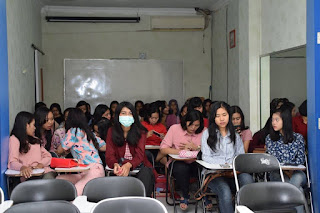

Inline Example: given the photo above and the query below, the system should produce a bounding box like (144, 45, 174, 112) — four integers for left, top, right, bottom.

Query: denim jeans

(270, 170, 307, 213)
(207, 173, 254, 213)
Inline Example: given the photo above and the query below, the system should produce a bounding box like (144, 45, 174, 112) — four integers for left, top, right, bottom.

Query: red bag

(50, 158, 87, 168)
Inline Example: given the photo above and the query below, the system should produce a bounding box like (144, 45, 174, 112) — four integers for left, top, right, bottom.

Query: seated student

(230, 106, 252, 153)
(34, 107, 56, 152)
(154, 100, 170, 129)
(56, 108, 106, 195)
(93, 118, 112, 168)
(202, 102, 253, 213)
(187, 97, 209, 127)
(8, 111, 56, 180)
(110, 100, 119, 120)
(141, 106, 167, 166)
(178, 104, 188, 123)
(266, 105, 306, 213)
(105, 102, 155, 197)
(248, 118, 270, 153)
(76, 100, 92, 125)
(160, 110, 207, 210)
(135, 100, 144, 119)
(52, 108, 72, 156)
(292, 100, 307, 141)
(92, 104, 111, 124)
(166, 99, 179, 129)
(34, 102, 46, 112)
(202, 99, 212, 118)
(50, 103, 64, 125)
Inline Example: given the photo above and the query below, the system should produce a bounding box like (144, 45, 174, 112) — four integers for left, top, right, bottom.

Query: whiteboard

(64, 59, 184, 111)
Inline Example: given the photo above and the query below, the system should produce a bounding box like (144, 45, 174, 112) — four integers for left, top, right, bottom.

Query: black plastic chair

(233, 153, 285, 191)
(5, 200, 80, 213)
(237, 182, 310, 213)
(83, 176, 146, 203)
(90, 197, 167, 213)
(10, 179, 77, 204)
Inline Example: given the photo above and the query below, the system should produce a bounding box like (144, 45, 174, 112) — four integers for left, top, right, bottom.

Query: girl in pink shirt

(160, 110, 206, 210)
(230, 106, 253, 153)
(8, 112, 56, 180)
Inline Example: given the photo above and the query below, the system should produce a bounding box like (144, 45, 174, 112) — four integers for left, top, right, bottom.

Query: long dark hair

(93, 118, 112, 141)
(112, 101, 147, 147)
(269, 105, 294, 144)
(230, 105, 249, 131)
(168, 99, 179, 116)
(93, 104, 110, 123)
(207, 101, 236, 152)
(11, 112, 40, 153)
(34, 107, 54, 151)
(143, 105, 161, 124)
(180, 110, 204, 134)
(65, 108, 99, 149)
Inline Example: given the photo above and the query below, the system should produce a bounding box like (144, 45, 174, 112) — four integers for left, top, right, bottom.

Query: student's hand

(113, 163, 122, 176)
(20, 166, 33, 179)
(178, 142, 187, 150)
(34, 163, 44, 169)
(147, 130, 153, 138)
(159, 133, 165, 140)
(184, 142, 197, 151)
(119, 163, 132, 177)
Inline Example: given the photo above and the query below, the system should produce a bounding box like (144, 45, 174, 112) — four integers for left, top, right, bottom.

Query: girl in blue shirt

(201, 101, 253, 213)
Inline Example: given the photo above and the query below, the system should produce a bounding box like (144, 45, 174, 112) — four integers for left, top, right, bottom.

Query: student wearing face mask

(105, 102, 155, 197)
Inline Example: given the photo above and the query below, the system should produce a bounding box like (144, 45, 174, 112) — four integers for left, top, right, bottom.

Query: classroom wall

(270, 58, 307, 108)
(7, 0, 42, 128)
(261, 0, 306, 55)
(41, 11, 212, 108)
(211, 0, 306, 132)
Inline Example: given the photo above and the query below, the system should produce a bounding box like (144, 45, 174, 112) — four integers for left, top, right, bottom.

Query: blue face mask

(119, 116, 135, 127)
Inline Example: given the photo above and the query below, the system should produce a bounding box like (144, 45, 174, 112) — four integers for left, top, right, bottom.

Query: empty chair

(233, 153, 285, 191)
(237, 182, 309, 213)
(90, 197, 167, 213)
(5, 200, 80, 213)
(10, 179, 77, 204)
(83, 176, 145, 202)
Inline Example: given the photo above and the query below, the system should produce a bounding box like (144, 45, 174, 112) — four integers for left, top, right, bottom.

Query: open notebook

(5, 168, 44, 176)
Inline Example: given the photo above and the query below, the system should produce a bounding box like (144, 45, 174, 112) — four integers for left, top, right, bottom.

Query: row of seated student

(8, 97, 307, 213)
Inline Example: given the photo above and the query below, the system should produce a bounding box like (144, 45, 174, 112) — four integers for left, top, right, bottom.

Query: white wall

(261, 0, 306, 55)
(41, 12, 212, 108)
(7, 0, 42, 128)
(270, 58, 307, 108)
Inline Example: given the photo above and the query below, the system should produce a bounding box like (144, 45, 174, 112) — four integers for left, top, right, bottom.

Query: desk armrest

(236, 205, 254, 213)
(0, 200, 13, 212)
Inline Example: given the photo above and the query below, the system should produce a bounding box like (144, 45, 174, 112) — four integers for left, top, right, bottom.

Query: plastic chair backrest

(5, 200, 80, 213)
(237, 182, 309, 213)
(233, 153, 284, 191)
(10, 179, 77, 204)
(90, 197, 168, 213)
(83, 176, 146, 203)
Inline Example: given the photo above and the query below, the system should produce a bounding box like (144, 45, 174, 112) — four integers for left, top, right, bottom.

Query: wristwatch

(197, 145, 201, 151)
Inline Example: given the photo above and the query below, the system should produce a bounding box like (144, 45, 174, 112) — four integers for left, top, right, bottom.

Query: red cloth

(105, 128, 152, 170)
(292, 115, 307, 140)
(204, 118, 209, 128)
(141, 121, 167, 146)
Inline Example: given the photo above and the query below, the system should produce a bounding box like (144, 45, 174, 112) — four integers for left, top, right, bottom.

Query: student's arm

(95, 135, 106, 152)
(201, 130, 218, 164)
(160, 126, 180, 155)
(291, 133, 306, 165)
(39, 146, 52, 167)
(8, 136, 24, 171)
(57, 128, 76, 155)
(235, 134, 245, 155)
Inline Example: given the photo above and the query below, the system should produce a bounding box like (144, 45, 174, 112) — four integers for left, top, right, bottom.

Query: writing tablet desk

(5, 169, 45, 197)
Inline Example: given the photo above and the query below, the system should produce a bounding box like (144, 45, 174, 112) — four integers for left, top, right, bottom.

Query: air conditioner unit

(151, 16, 205, 31)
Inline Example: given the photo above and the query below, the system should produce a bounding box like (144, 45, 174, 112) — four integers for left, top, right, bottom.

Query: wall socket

(139, 52, 146, 59)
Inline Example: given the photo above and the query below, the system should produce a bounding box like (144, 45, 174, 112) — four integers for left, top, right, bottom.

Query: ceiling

(40, 0, 228, 11)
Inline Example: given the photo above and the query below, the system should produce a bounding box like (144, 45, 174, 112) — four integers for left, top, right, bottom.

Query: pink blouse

(8, 135, 53, 173)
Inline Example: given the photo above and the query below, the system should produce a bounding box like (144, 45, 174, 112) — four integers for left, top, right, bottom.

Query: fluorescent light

(45, 16, 140, 23)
